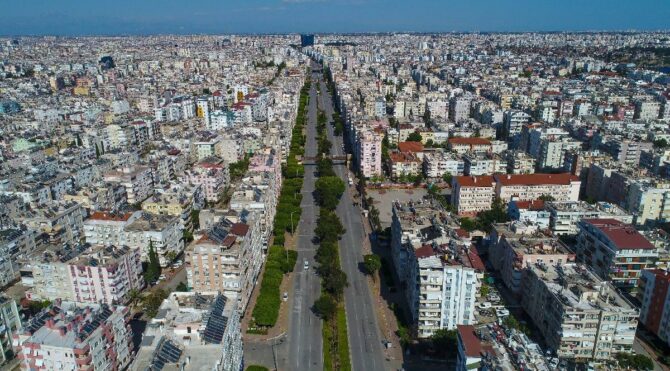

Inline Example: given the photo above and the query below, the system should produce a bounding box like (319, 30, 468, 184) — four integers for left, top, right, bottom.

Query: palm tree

(127, 288, 141, 308)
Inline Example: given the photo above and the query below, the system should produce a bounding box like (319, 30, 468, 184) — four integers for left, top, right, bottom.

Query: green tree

(442, 173, 453, 184)
(127, 289, 142, 307)
(176, 282, 188, 292)
(323, 268, 349, 297)
(431, 329, 458, 358)
(363, 254, 382, 279)
(406, 132, 423, 143)
(538, 194, 555, 201)
(315, 176, 346, 210)
(459, 217, 478, 232)
(654, 139, 669, 149)
(314, 294, 337, 320)
(144, 241, 161, 283)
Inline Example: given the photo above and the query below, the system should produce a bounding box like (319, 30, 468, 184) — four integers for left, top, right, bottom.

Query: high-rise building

(576, 219, 658, 287)
(521, 263, 638, 362)
(300, 34, 315, 48)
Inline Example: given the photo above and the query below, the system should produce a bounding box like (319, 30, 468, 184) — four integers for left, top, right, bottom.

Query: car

(283, 292, 288, 301)
(478, 302, 492, 309)
(304, 260, 309, 270)
(496, 308, 510, 318)
(158, 274, 167, 281)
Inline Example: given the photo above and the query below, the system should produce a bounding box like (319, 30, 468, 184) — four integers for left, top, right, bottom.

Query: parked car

(158, 274, 167, 281)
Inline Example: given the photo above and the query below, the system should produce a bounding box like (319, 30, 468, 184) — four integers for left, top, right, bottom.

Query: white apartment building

(546, 201, 633, 235)
(408, 246, 479, 338)
(494, 173, 581, 203)
(452, 176, 496, 217)
(522, 263, 638, 362)
(0, 296, 21, 365)
(423, 151, 464, 178)
(27, 245, 144, 305)
(84, 211, 183, 267)
(103, 166, 154, 205)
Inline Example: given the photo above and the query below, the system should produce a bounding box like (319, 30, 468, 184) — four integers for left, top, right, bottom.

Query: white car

(158, 274, 167, 281)
(478, 302, 492, 309)
(304, 260, 309, 270)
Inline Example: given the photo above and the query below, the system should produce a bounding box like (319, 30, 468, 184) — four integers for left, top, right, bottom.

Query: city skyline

(1, 0, 669, 36)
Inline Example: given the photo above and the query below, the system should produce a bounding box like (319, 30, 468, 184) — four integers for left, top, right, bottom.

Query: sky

(0, 0, 669, 36)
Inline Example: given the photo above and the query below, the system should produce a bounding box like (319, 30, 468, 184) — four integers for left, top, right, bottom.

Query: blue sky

(1, 0, 669, 35)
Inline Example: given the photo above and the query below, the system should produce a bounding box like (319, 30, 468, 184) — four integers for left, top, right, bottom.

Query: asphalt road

(285, 70, 323, 371)
(316, 66, 388, 371)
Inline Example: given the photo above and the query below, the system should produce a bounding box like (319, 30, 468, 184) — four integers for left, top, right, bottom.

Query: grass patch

(336, 305, 351, 371)
(323, 314, 334, 371)
(246, 366, 269, 371)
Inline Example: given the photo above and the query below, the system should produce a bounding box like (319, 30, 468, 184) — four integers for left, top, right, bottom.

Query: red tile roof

(389, 152, 421, 163)
(454, 175, 495, 188)
(513, 199, 545, 210)
(398, 141, 424, 153)
(494, 173, 579, 186)
(467, 246, 486, 271)
(448, 137, 491, 145)
(230, 223, 249, 237)
(415, 245, 436, 259)
(89, 211, 133, 222)
(457, 325, 483, 358)
(583, 219, 655, 250)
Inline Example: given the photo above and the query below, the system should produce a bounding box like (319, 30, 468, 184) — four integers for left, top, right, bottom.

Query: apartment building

(423, 151, 464, 178)
(463, 153, 506, 176)
(576, 219, 658, 287)
(131, 292, 242, 371)
(15, 301, 133, 371)
(84, 211, 183, 267)
(389, 152, 422, 179)
(626, 179, 670, 226)
(181, 160, 230, 203)
(448, 137, 492, 155)
(355, 128, 383, 178)
(0, 296, 21, 365)
(451, 176, 496, 217)
(546, 201, 633, 236)
(391, 202, 482, 338)
(142, 184, 205, 231)
(507, 200, 550, 229)
(521, 263, 638, 362)
(639, 269, 670, 347)
(409, 245, 480, 338)
(103, 166, 154, 205)
(504, 151, 536, 174)
(456, 325, 483, 371)
(186, 216, 264, 310)
(27, 244, 144, 305)
(494, 173, 581, 203)
(490, 223, 573, 295)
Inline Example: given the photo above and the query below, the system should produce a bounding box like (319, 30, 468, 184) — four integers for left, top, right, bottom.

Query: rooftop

(581, 218, 655, 250)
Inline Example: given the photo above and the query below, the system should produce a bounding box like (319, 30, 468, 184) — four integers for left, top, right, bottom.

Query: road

(316, 63, 389, 371)
(285, 68, 323, 371)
